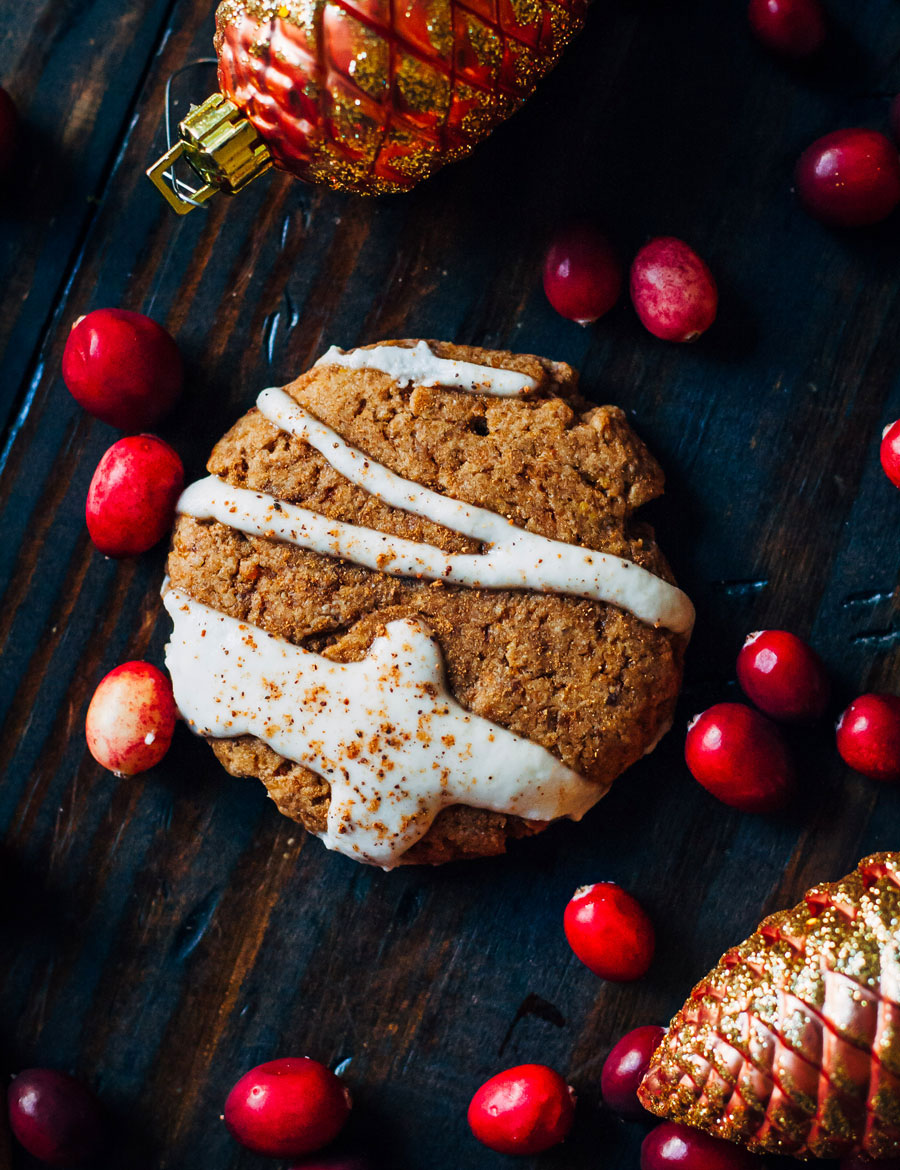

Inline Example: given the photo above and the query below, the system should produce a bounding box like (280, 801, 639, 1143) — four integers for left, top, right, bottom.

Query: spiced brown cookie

(163, 340, 693, 867)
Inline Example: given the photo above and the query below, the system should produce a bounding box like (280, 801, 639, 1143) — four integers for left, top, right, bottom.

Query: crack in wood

(849, 625, 900, 646)
(713, 578, 769, 597)
(842, 588, 896, 607)
(498, 993, 566, 1057)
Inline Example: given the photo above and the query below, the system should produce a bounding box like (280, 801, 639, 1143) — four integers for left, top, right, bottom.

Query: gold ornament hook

(146, 93, 272, 215)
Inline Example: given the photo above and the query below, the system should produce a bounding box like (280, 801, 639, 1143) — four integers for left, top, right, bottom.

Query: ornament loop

(146, 140, 220, 214)
(146, 93, 273, 214)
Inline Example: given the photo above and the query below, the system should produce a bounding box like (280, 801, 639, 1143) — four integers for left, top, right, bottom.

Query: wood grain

(0, 0, 898, 1166)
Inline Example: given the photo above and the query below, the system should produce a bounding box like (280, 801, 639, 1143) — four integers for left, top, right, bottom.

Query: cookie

(163, 340, 693, 867)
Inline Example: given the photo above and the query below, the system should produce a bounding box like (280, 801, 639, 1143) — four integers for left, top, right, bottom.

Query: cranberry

(86, 435, 184, 558)
(881, 419, 900, 488)
(630, 237, 718, 342)
(85, 661, 177, 776)
(891, 95, 900, 147)
(836, 693, 900, 783)
(641, 1122, 758, 1170)
(8, 1068, 107, 1167)
(62, 308, 183, 430)
(564, 882, 655, 981)
(601, 1025, 666, 1119)
(543, 225, 623, 324)
(0, 86, 17, 172)
(685, 703, 794, 813)
(795, 129, 900, 227)
(736, 630, 830, 722)
(224, 1058, 351, 1158)
(747, 0, 826, 58)
(467, 1064, 575, 1155)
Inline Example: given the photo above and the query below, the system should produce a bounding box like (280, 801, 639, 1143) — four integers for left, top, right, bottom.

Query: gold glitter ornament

(147, 0, 588, 211)
(639, 853, 900, 1160)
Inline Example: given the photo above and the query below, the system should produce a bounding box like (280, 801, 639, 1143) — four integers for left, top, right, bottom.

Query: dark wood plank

(0, 0, 899, 1166)
(0, 0, 183, 438)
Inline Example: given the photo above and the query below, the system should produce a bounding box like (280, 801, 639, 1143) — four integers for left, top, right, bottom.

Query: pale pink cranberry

(641, 1122, 758, 1170)
(795, 129, 900, 226)
(881, 419, 900, 487)
(8, 1069, 107, 1167)
(543, 225, 623, 324)
(685, 703, 794, 813)
(601, 1025, 665, 1118)
(630, 238, 718, 342)
(747, 0, 826, 58)
(836, 694, 900, 782)
(86, 435, 184, 558)
(0, 86, 17, 172)
(224, 1058, 351, 1159)
(468, 1064, 575, 1155)
(564, 882, 655, 981)
(62, 308, 183, 429)
(85, 662, 177, 776)
(736, 630, 830, 722)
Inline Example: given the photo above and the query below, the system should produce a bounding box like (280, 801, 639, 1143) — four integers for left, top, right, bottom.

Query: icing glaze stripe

(179, 472, 694, 634)
(232, 387, 695, 634)
(314, 340, 538, 397)
(163, 588, 602, 867)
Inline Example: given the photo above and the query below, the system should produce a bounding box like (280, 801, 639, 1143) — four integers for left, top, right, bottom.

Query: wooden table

(1, 1, 898, 1166)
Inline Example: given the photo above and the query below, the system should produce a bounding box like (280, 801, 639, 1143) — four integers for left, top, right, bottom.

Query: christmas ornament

(639, 853, 900, 1160)
(147, 0, 588, 212)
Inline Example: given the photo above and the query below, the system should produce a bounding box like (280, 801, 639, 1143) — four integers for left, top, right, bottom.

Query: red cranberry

(8, 1068, 107, 1167)
(85, 662, 177, 776)
(543, 225, 623, 324)
(685, 703, 794, 813)
(747, 0, 826, 58)
(86, 435, 184, 558)
(467, 1064, 575, 1155)
(891, 96, 900, 147)
(601, 1025, 666, 1119)
(62, 308, 183, 430)
(795, 129, 900, 227)
(881, 419, 900, 488)
(641, 1122, 758, 1170)
(224, 1058, 351, 1158)
(630, 238, 718, 342)
(736, 630, 830, 722)
(564, 882, 655, 981)
(0, 86, 17, 172)
(836, 693, 900, 783)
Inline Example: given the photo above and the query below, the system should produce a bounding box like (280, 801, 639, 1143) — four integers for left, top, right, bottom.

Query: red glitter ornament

(148, 0, 588, 210)
(639, 853, 900, 1160)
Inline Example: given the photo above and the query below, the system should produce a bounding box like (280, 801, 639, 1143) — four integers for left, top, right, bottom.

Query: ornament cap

(146, 93, 272, 215)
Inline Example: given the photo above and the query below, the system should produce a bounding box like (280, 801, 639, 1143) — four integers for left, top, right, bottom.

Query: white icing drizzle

(314, 340, 539, 397)
(209, 387, 694, 634)
(163, 588, 602, 867)
(180, 469, 693, 634)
